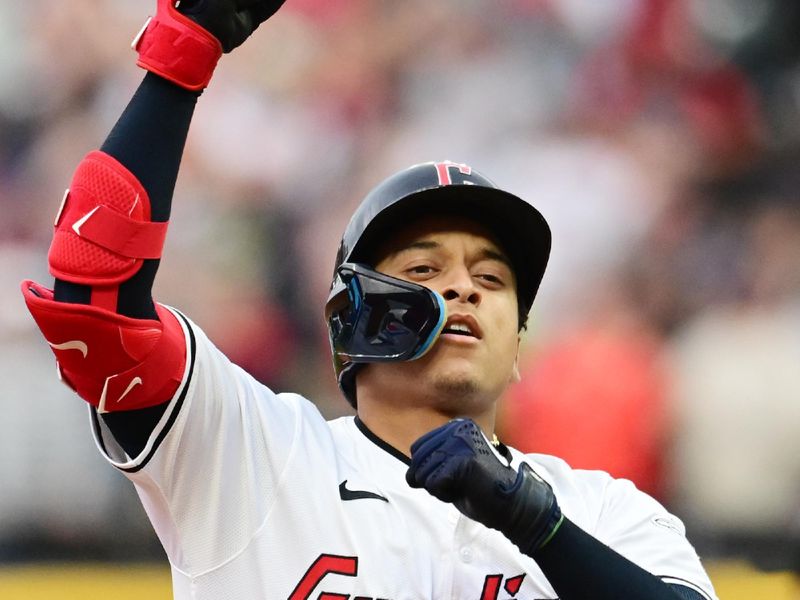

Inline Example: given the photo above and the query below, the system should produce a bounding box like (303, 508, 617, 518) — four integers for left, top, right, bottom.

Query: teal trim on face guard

(409, 289, 446, 359)
(348, 271, 363, 312)
(328, 263, 447, 363)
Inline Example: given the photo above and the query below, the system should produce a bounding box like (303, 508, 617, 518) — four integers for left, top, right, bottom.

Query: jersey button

(459, 546, 473, 563)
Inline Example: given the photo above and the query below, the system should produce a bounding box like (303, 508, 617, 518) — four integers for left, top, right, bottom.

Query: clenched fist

(406, 419, 563, 555)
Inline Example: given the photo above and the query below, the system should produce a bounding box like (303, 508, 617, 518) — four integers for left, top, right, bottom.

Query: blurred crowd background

(1, 0, 799, 580)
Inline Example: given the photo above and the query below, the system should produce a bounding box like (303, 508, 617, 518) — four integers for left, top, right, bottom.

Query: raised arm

(21, 0, 285, 454)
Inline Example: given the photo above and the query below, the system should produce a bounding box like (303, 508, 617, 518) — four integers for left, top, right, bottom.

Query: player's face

(360, 215, 521, 415)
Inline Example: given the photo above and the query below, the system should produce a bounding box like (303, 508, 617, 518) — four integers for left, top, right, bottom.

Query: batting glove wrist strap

(501, 463, 563, 554)
(133, 0, 223, 91)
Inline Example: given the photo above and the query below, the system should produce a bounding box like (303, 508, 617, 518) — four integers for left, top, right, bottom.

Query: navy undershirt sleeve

(533, 517, 708, 600)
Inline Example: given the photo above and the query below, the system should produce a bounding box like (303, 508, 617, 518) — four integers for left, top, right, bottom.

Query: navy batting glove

(178, 0, 286, 53)
(406, 419, 564, 555)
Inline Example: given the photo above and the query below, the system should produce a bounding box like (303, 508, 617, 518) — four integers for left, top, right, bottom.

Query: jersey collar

(354, 415, 412, 466)
(353, 415, 513, 466)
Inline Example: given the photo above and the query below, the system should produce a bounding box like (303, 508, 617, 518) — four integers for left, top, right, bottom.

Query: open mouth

(440, 316, 482, 339)
(442, 323, 475, 337)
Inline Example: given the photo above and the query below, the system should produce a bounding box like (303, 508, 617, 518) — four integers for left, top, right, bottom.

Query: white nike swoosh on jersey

(48, 339, 88, 358)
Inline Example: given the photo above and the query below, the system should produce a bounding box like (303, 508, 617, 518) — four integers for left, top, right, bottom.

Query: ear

(511, 336, 522, 383)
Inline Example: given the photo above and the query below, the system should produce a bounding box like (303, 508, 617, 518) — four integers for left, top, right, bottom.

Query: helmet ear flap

(337, 362, 361, 409)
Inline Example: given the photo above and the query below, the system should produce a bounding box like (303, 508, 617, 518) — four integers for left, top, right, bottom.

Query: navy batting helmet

(325, 161, 551, 407)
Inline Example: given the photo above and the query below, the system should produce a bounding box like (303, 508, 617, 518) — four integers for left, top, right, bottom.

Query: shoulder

(513, 449, 616, 500)
(512, 449, 716, 599)
(513, 448, 653, 500)
(510, 449, 678, 535)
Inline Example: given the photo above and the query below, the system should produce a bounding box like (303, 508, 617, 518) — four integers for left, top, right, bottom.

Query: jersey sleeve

(90, 307, 325, 576)
(592, 476, 718, 600)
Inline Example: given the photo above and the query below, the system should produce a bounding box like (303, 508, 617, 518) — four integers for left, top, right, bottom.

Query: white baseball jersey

(91, 309, 718, 600)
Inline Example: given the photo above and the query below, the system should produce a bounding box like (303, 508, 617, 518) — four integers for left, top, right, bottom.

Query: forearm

(532, 518, 703, 600)
(406, 421, 710, 599)
(46, 74, 199, 454)
(47, 73, 199, 456)
(102, 73, 198, 220)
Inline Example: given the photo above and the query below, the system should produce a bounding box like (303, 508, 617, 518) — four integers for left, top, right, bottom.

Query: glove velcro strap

(504, 463, 563, 555)
(133, 0, 223, 91)
(22, 281, 186, 413)
(48, 150, 167, 286)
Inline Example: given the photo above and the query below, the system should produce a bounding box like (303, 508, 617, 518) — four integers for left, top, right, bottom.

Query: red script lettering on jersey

(480, 573, 526, 599)
(290, 554, 537, 599)
(288, 554, 358, 600)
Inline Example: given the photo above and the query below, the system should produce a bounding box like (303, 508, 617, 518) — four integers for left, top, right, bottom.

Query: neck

(355, 398, 497, 458)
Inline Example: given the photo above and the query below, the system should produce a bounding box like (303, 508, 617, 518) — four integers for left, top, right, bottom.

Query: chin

(430, 357, 514, 405)
(432, 375, 480, 399)
(428, 372, 494, 414)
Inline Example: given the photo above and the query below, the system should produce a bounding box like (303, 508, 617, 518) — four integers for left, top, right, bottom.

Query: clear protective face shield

(326, 263, 447, 371)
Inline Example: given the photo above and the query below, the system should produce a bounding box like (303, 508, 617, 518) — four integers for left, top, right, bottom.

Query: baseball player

(22, 1, 718, 598)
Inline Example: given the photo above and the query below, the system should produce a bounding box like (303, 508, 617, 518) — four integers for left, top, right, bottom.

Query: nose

(440, 266, 481, 307)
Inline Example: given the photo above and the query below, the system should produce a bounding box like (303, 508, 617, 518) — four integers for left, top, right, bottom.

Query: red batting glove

(133, 0, 287, 91)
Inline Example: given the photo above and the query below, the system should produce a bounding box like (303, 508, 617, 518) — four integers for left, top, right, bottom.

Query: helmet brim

(344, 184, 551, 318)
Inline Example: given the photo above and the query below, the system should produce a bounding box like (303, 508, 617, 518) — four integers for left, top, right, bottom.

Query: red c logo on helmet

(434, 161, 472, 185)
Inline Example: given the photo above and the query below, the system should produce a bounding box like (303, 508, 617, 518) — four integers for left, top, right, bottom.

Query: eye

(475, 272, 506, 288)
(473, 269, 511, 290)
(404, 264, 438, 278)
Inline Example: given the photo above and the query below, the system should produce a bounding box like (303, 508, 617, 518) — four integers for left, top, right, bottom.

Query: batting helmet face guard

(326, 262, 447, 364)
(326, 161, 551, 407)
